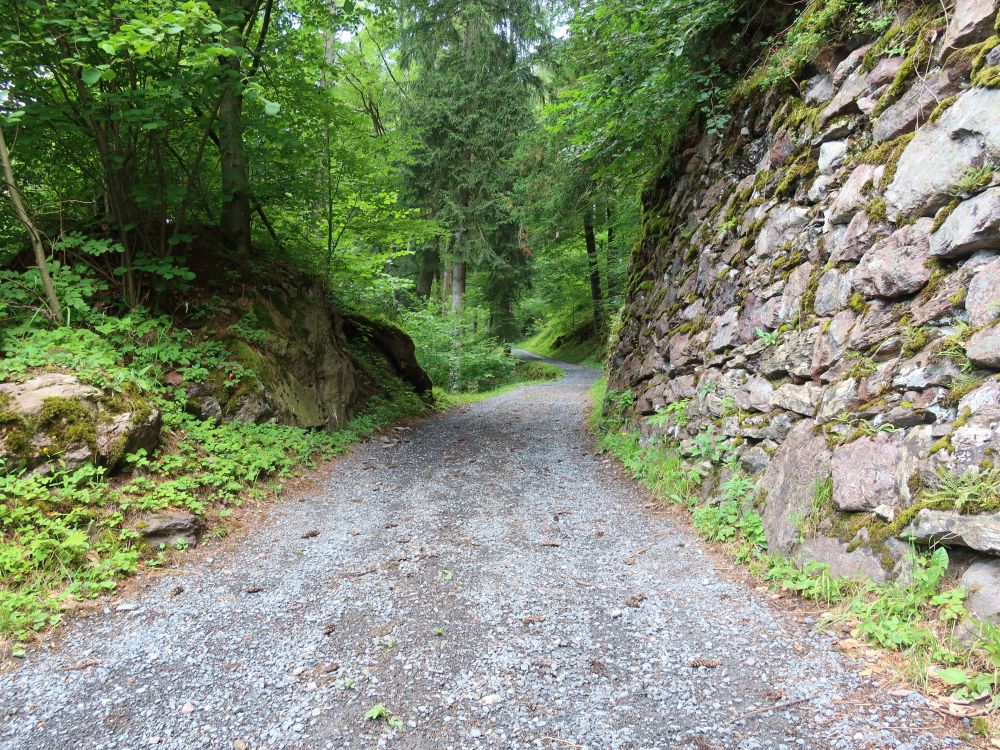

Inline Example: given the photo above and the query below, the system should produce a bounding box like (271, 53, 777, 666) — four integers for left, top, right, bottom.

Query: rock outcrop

(0, 373, 161, 472)
(608, 1, 1000, 580)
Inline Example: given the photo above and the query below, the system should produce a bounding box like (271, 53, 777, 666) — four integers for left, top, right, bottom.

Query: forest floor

(0, 357, 975, 750)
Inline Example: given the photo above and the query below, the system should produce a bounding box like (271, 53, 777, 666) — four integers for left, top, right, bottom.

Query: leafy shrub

(401, 306, 517, 393)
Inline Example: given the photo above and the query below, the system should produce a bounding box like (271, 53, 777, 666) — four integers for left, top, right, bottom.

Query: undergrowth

(588, 377, 1000, 712)
(0, 266, 433, 653)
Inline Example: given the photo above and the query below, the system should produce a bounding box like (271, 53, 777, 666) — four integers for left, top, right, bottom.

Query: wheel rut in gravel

(0, 356, 969, 750)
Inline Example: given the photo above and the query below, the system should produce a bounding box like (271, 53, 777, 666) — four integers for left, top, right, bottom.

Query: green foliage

(648, 399, 692, 429)
(754, 327, 781, 347)
(550, 0, 738, 175)
(401, 306, 522, 393)
(590, 375, 999, 704)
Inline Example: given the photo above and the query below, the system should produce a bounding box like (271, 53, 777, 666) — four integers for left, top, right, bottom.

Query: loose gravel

(0, 357, 972, 750)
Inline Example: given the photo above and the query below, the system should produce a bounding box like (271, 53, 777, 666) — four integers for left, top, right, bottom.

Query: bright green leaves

(81, 68, 102, 85)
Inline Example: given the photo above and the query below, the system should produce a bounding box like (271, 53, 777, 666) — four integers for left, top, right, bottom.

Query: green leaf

(263, 101, 280, 116)
(81, 68, 102, 85)
(937, 667, 968, 686)
(365, 704, 388, 721)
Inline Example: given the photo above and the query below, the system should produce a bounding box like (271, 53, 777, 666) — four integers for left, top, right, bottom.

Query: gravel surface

(0, 357, 972, 750)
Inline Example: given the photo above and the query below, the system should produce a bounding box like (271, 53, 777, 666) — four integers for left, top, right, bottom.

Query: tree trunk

(0, 126, 63, 322)
(451, 260, 466, 314)
(442, 258, 452, 312)
(605, 205, 615, 299)
(417, 243, 439, 299)
(217, 49, 251, 255)
(584, 206, 602, 330)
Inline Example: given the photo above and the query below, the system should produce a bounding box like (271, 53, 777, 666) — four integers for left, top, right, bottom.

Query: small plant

(754, 327, 780, 346)
(793, 476, 832, 541)
(936, 322, 975, 373)
(648, 398, 692, 428)
(438, 569, 454, 582)
(920, 467, 1000, 514)
(900, 325, 930, 357)
(718, 395, 740, 417)
(365, 704, 389, 721)
(365, 703, 403, 729)
(686, 429, 729, 463)
(943, 374, 984, 407)
(950, 164, 995, 198)
(433, 627, 444, 637)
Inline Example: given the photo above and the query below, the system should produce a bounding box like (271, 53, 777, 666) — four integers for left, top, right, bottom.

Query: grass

(587, 377, 1000, 717)
(518, 317, 603, 366)
(0, 374, 431, 653)
(434, 359, 564, 407)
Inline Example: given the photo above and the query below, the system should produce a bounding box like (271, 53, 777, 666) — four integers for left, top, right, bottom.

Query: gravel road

(0, 357, 971, 750)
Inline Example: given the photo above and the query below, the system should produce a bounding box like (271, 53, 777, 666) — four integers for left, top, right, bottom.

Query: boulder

(873, 67, 965, 143)
(958, 378, 1000, 416)
(778, 262, 813, 321)
(737, 411, 796, 441)
(95, 410, 162, 469)
(831, 434, 901, 512)
(831, 210, 889, 263)
(966, 324, 1000, 368)
(708, 306, 740, 351)
(758, 328, 818, 379)
(740, 445, 772, 474)
(754, 204, 809, 258)
(0, 374, 101, 417)
(818, 140, 847, 175)
(892, 350, 962, 389)
(816, 377, 858, 422)
(929, 187, 1000, 259)
(137, 511, 202, 550)
(796, 535, 888, 582)
(344, 315, 433, 395)
(0, 373, 161, 474)
(770, 382, 823, 416)
(814, 268, 853, 316)
(819, 58, 900, 126)
(804, 73, 834, 105)
(811, 310, 856, 377)
(738, 293, 783, 342)
(967, 256, 1000, 327)
(853, 220, 933, 299)
(830, 164, 882, 225)
(761, 420, 833, 553)
(958, 558, 1000, 628)
(902, 510, 1000, 554)
(886, 88, 1000, 217)
(941, 0, 1000, 52)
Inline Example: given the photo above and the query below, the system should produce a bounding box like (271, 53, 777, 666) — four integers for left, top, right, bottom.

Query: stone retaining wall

(608, 0, 1000, 609)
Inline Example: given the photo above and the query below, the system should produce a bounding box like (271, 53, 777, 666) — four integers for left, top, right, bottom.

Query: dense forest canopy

(0, 0, 916, 367)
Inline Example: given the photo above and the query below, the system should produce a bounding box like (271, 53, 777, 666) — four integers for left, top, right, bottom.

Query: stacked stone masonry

(608, 0, 1000, 624)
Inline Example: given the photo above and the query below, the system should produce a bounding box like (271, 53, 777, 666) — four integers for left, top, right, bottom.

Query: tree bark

(451, 260, 466, 314)
(584, 206, 602, 330)
(0, 126, 63, 322)
(217, 49, 251, 255)
(417, 242, 439, 299)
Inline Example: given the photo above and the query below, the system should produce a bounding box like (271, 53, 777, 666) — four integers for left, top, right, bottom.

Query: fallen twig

(724, 694, 816, 725)
(539, 737, 584, 748)
(624, 544, 653, 565)
(340, 567, 377, 578)
(61, 659, 99, 671)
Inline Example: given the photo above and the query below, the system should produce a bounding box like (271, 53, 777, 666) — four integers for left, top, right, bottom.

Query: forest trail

(0, 360, 967, 750)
